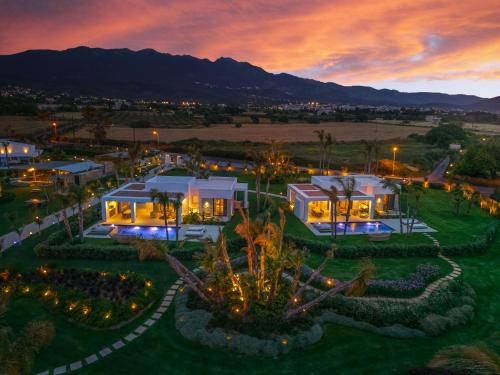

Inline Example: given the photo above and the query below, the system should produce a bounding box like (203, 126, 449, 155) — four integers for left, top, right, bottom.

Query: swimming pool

(311, 221, 394, 234)
(109, 225, 175, 239)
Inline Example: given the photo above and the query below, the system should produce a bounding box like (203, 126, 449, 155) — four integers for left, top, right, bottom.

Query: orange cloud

(0, 0, 499, 95)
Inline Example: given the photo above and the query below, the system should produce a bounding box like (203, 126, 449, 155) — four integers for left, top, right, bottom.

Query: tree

(314, 130, 334, 174)
(127, 143, 142, 180)
(314, 184, 339, 242)
(69, 185, 88, 242)
(171, 193, 184, 245)
(362, 140, 375, 174)
(262, 141, 292, 207)
(1, 141, 10, 170)
(335, 176, 357, 237)
(54, 193, 74, 241)
(0, 297, 55, 375)
(185, 145, 207, 178)
(82, 106, 111, 145)
(382, 179, 403, 234)
(247, 149, 266, 213)
(5, 212, 24, 245)
(150, 189, 171, 241)
(405, 182, 424, 234)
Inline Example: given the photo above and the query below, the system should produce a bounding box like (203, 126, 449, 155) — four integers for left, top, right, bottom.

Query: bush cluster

(175, 289, 323, 357)
(319, 279, 475, 334)
(285, 235, 439, 258)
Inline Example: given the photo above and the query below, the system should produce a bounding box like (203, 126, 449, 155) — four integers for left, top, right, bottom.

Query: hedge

(284, 234, 439, 258)
(34, 230, 245, 262)
(441, 222, 498, 256)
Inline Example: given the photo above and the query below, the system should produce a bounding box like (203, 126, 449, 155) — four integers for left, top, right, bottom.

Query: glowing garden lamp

(51, 121, 57, 138)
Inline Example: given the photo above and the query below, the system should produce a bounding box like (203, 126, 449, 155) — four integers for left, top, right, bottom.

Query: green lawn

(1, 182, 498, 374)
(307, 254, 452, 280)
(0, 186, 62, 235)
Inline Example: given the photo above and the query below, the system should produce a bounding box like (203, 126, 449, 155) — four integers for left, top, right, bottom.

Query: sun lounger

(185, 226, 206, 237)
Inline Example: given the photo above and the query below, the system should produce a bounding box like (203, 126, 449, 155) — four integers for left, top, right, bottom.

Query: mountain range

(0, 46, 498, 111)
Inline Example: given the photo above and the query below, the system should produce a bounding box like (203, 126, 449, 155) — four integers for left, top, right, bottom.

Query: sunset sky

(1, 0, 499, 97)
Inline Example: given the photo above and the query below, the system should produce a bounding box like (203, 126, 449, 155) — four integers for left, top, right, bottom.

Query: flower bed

(0, 266, 159, 329)
(300, 263, 441, 298)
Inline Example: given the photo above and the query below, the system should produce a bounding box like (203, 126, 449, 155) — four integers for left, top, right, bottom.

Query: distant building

(31, 160, 106, 185)
(0, 139, 42, 166)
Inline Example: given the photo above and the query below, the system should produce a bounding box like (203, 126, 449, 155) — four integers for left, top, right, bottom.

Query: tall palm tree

(335, 176, 357, 237)
(247, 149, 266, 213)
(55, 193, 74, 241)
(382, 179, 403, 234)
(170, 193, 184, 245)
(323, 133, 335, 174)
(69, 185, 88, 242)
(1, 141, 10, 170)
(406, 182, 424, 234)
(127, 143, 142, 181)
(362, 140, 375, 174)
(314, 184, 339, 242)
(314, 129, 326, 173)
(150, 189, 171, 241)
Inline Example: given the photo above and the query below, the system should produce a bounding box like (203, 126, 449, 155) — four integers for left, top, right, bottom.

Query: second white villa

(287, 174, 399, 223)
(101, 175, 248, 225)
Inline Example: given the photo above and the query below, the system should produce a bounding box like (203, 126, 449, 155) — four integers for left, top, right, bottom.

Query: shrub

(285, 235, 439, 258)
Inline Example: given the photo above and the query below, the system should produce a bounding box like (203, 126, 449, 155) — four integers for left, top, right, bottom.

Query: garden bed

(0, 265, 160, 329)
(174, 279, 476, 356)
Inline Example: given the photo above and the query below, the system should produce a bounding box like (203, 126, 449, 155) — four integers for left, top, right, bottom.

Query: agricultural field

(371, 119, 500, 136)
(75, 121, 428, 143)
(111, 111, 204, 128)
(0, 116, 52, 136)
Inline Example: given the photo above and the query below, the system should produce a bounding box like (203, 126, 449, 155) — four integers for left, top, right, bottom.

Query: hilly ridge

(0, 46, 491, 108)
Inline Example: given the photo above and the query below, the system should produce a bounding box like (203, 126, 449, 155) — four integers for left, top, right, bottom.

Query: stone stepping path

(36, 278, 184, 375)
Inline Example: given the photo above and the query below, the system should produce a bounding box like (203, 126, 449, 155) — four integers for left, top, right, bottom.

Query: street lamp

(152, 130, 160, 148)
(391, 146, 398, 176)
(51, 121, 57, 138)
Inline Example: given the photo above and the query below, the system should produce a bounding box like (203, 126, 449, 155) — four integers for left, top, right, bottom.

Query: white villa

(287, 175, 399, 223)
(0, 139, 41, 166)
(101, 175, 248, 226)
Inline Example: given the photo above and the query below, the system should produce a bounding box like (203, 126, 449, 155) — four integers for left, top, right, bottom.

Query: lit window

(214, 199, 226, 216)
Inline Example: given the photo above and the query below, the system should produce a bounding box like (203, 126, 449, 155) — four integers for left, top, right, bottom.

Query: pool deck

(84, 223, 223, 242)
(306, 219, 436, 236)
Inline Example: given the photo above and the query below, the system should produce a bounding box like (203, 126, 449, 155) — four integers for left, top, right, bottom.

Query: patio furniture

(311, 207, 324, 218)
(185, 225, 207, 238)
(367, 232, 391, 242)
(122, 209, 131, 220)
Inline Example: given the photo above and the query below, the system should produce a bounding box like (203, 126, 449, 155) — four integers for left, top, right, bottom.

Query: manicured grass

(50, 234, 500, 375)
(409, 189, 496, 245)
(307, 254, 452, 280)
(0, 186, 62, 235)
(1, 183, 498, 374)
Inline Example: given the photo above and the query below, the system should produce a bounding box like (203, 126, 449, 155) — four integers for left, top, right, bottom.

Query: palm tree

(170, 193, 184, 245)
(406, 182, 424, 234)
(150, 189, 171, 241)
(127, 143, 142, 181)
(69, 185, 88, 242)
(314, 184, 339, 242)
(247, 149, 266, 213)
(335, 176, 357, 237)
(362, 140, 375, 174)
(1, 141, 10, 170)
(314, 129, 326, 173)
(323, 133, 335, 174)
(55, 193, 74, 241)
(382, 179, 403, 234)
(0, 298, 55, 374)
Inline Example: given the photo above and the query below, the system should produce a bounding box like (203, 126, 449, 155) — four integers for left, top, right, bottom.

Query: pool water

(109, 225, 175, 239)
(312, 221, 393, 234)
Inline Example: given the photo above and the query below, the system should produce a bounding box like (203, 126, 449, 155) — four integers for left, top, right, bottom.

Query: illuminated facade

(101, 175, 248, 225)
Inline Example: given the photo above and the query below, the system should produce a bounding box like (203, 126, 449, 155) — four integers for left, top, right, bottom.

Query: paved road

(427, 156, 450, 183)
